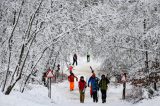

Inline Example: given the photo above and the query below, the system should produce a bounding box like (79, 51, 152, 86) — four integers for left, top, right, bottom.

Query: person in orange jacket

(68, 72, 78, 91)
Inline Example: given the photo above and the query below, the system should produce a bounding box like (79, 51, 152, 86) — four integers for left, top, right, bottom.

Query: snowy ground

(0, 57, 160, 106)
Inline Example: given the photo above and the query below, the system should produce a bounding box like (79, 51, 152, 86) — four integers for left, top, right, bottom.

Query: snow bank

(0, 85, 52, 106)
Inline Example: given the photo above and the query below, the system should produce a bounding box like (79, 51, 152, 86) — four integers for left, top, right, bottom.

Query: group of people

(67, 53, 110, 103)
(43, 53, 110, 103)
(72, 53, 90, 66)
(68, 71, 110, 103)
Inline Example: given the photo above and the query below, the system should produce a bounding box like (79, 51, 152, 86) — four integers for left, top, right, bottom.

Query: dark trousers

(87, 55, 90, 62)
(42, 78, 46, 86)
(101, 90, 106, 102)
(92, 91, 98, 102)
(73, 59, 77, 66)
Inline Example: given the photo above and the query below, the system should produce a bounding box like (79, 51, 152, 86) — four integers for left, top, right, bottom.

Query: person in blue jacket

(88, 74, 99, 103)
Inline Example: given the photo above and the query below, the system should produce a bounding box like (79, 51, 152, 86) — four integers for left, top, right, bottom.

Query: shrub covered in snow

(126, 85, 160, 103)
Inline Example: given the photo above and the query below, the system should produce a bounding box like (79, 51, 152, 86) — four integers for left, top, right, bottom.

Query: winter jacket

(79, 80, 86, 91)
(88, 77, 99, 92)
(73, 54, 77, 60)
(69, 66, 73, 71)
(68, 74, 78, 82)
(99, 78, 110, 90)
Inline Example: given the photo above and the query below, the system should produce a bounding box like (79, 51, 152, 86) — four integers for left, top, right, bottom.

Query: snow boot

(93, 99, 95, 102)
(96, 98, 98, 103)
(102, 99, 106, 103)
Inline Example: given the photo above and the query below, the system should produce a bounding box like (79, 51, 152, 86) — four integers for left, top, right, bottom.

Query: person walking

(99, 74, 110, 103)
(88, 74, 99, 103)
(68, 72, 78, 91)
(87, 52, 90, 62)
(42, 72, 46, 86)
(57, 64, 60, 71)
(106, 75, 110, 97)
(55, 64, 60, 78)
(68, 64, 73, 73)
(72, 53, 78, 66)
(78, 76, 87, 103)
(89, 70, 95, 98)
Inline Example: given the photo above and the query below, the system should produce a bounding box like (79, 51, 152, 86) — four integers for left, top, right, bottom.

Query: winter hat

(92, 73, 96, 78)
(80, 76, 84, 79)
(101, 74, 105, 79)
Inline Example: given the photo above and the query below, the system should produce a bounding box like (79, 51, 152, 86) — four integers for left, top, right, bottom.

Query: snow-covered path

(1, 58, 160, 106)
(50, 59, 132, 105)
(51, 59, 101, 104)
(50, 58, 160, 106)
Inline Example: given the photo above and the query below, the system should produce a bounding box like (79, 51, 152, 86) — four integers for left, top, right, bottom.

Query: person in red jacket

(78, 76, 87, 103)
(68, 72, 78, 91)
(68, 64, 73, 73)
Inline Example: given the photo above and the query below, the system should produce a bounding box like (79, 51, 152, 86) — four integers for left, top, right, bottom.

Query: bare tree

(1, 0, 25, 92)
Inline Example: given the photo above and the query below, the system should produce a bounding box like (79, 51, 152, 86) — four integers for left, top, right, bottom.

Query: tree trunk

(21, 47, 48, 92)
(5, 30, 37, 95)
(154, 82, 157, 91)
(5, 77, 21, 95)
(1, 0, 24, 93)
(145, 51, 149, 73)
(1, 71, 9, 92)
(21, 74, 31, 93)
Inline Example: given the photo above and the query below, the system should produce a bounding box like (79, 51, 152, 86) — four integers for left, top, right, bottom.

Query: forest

(0, 0, 160, 105)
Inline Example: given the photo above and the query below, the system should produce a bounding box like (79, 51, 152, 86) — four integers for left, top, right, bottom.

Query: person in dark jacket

(78, 76, 87, 103)
(87, 52, 90, 62)
(99, 74, 110, 103)
(88, 74, 99, 103)
(72, 53, 78, 66)
(42, 72, 46, 86)
(55, 64, 60, 78)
